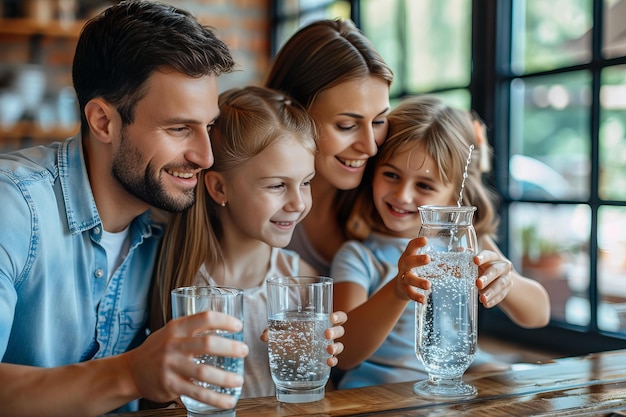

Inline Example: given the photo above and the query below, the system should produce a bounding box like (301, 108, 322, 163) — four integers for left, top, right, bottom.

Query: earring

(221, 201, 226, 207)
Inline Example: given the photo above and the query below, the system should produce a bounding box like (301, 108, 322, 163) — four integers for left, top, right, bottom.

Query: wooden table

(109, 349, 626, 416)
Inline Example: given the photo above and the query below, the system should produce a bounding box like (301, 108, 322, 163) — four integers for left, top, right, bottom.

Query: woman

(265, 18, 394, 276)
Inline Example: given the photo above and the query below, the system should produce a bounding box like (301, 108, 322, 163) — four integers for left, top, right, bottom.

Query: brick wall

(186, 0, 271, 90)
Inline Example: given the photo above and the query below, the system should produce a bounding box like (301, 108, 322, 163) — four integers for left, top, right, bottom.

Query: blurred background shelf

(0, 0, 267, 151)
(0, 121, 79, 151)
(0, 18, 84, 37)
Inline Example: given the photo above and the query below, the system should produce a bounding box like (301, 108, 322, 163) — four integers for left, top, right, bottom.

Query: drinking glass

(266, 276, 333, 403)
(171, 286, 244, 417)
(413, 206, 479, 399)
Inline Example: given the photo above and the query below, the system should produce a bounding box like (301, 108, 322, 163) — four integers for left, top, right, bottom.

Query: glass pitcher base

(413, 378, 477, 400)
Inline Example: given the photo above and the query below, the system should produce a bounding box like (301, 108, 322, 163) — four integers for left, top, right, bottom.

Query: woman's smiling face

(307, 76, 390, 191)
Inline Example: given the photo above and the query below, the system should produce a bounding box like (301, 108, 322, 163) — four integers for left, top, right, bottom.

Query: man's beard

(111, 128, 197, 213)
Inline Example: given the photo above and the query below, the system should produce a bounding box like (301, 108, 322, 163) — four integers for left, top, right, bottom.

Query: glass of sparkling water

(171, 286, 244, 417)
(266, 276, 333, 403)
(413, 206, 479, 399)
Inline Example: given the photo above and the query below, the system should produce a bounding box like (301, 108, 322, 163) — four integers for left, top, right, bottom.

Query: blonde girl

(153, 86, 346, 399)
(331, 95, 550, 389)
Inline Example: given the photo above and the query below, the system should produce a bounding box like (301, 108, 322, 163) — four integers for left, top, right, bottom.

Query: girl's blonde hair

(350, 95, 499, 239)
(152, 86, 317, 327)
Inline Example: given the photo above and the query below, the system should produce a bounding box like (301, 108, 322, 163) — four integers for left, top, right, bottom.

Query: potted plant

(521, 225, 565, 280)
(520, 224, 571, 319)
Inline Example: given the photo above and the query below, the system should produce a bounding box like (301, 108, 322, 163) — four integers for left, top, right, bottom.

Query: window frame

(478, 0, 626, 354)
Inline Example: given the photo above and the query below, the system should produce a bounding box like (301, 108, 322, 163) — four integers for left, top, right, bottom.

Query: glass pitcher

(413, 205, 478, 399)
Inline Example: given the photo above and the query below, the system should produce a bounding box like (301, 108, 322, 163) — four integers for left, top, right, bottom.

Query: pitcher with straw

(412, 204, 479, 399)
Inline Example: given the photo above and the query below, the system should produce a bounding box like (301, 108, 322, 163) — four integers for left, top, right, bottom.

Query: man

(0, 2, 248, 415)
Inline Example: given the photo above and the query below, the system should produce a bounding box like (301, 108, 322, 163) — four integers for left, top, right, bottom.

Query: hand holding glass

(171, 286, 244, 417)
(266, 276, 333, 403)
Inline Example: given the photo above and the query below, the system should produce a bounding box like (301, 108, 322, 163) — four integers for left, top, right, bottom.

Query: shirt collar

(58, 135, 163, 241)
(58, 135, 102, 235)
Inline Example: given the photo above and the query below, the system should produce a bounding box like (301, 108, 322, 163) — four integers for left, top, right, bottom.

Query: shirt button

(95, 269, 104, 278)
(93, 226, 101, 235)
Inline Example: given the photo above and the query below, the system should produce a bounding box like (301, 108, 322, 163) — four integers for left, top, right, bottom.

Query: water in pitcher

(415, 251, 478, 379)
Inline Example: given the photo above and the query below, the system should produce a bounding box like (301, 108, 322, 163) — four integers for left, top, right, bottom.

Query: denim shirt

(0, 136, 164, 368)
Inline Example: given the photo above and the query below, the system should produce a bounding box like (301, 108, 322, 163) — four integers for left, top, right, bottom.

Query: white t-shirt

(100, 226, 131, 281)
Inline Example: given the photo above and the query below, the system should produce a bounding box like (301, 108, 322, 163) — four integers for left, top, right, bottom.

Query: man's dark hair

(72, 0, 235, 133)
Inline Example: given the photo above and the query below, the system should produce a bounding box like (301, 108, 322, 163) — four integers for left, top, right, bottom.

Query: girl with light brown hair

(332, 95, 550, 389)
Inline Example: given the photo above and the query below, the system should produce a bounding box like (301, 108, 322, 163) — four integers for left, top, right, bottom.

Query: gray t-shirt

(286, 224, 331, 276)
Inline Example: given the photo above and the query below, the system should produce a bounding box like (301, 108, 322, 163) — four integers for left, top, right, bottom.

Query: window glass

(506, 0, 626, 341)
(275, 0, 344, 15)
(511, 0, 592, 74)
(274, 18, 307, 50)
(428, 89, 471, 110)
(508, 72, 591, 200)
(405, 0, 471, 92)
(603, 0, 626, 58)
(599, 65, 626, 201)
(273, 2, 351, 50)
(361, 0, 402, 97)
(362, 0, 471, 96)
(509, 203, 590, 324)
(598, 206, 626, 332)
(275, 0, 302, 15)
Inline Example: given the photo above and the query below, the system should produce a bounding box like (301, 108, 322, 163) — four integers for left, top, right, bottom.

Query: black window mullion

(351, 0, 360, 26)
(588, 0, 604, 333)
